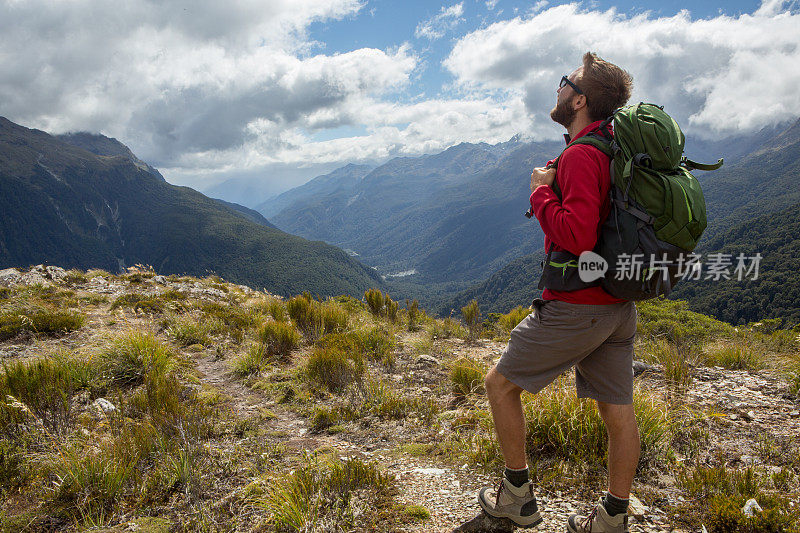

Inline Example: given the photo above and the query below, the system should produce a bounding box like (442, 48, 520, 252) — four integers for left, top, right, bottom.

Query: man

(477, 53, 637, 533)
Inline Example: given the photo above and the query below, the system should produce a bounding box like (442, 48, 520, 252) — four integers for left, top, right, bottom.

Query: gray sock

(504, 466, 529, 488)
(603, 492, 629, 516)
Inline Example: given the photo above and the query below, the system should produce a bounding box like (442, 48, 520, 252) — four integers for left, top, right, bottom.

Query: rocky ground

(1, 265, 798, 532)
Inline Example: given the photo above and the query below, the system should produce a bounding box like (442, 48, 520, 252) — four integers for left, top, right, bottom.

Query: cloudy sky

(1, 0, 798, 201)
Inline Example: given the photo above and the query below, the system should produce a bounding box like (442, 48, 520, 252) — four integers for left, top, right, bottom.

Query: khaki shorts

(496, 297, 637, 405)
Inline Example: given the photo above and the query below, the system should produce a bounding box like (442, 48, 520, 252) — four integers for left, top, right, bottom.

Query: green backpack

(536, 102, 723, 300)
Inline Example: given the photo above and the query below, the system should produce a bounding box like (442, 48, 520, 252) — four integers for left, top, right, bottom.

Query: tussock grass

(287, 293, 348, 339)
(102, 332, 177, 386)
(231, 343, 270, 377)
(640, 338, 694, 391)
(257, 320, 301, 359)
(0, 353, 100, 435)
(165, 316, 212, 347)
(252, 296, 287, 321)
(429, 316, 466, 340)
(522, 377, 672, 467)
(703, 339, 765, 371)
(110, 293, 166, 314)
(406, 299, 421, 331)
(787, 356, 800, 397)
(305, 343, 365, 393)
(361, 325, 396, 367)
(498, 306, 530, 333)
(358, 380, 438, 421)
(255, 456, 398, 531)
(450, 357, 486, 397)
(0, 307, 85, 341)
(676, 465, 800, 532)
(636, 297, 735, 347)
(461, 299, 481, 342)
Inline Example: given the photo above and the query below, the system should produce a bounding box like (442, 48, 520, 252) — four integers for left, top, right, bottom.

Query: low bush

(498, 306, 530, 333)
(450, 357, 486, 397)
(110, 293, 165, 314)
(257, 320, 301, 359)
(677, 465, 800, 532)
(0, 307, 85, 341)
(257, 457, 397, 531)
(703, 340, 764, 371)
(305, 344, 365, 393)
(522, 377, 672, 467)
(461, 299, 482, 342)
(166, 317, 212, 347)
(102, 332, 176, 386)
(231, 343, 270, 377)
(636, 297, 735, 347)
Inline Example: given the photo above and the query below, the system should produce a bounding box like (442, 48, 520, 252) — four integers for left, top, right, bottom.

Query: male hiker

(477, 53, 637, 532)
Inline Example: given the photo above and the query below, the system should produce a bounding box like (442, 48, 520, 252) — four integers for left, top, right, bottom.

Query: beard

(550, 96, 577, 128)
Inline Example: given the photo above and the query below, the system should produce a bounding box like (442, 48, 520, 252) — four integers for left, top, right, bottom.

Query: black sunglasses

(559, 75, 585, 96)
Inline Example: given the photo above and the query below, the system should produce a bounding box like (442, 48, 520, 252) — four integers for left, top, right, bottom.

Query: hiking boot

(477, 478, 542, 528)
(567, 499, 629, 533)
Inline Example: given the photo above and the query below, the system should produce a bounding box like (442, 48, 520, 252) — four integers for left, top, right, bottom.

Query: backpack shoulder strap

(547, 126, 614, 201)
(681, 156, 724, 171)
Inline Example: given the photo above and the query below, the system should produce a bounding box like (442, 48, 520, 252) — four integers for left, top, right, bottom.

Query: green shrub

(385, 294, 398, 322)
(166, 317, 212, 347)
(406, 299, 420, 331)
(287, 294, 347, 339)
(499, 306, 530, 333)
(110, 293, 165, 314)
(258, 457, 396, 531)
(0, 307, 85, 341)
(450, 357, 486, 396)
(102, 332, 176, 385)
(704, 340, 764, 370)
(636, 297, 735, 347)
(404, 504, 431, 520)
(258, 320, 301, 359)
(0, 354, 99, 435)
(231, 343, 269, 377)
(305, 345, 365, 393)
(365, 288, 385, 317)
(461, 299, 482, 342)
(522, 377, 671, 466)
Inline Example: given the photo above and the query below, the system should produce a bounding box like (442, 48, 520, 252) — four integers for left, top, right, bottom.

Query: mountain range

(0, 117, 384, 297)
(259, 119, 799, 325)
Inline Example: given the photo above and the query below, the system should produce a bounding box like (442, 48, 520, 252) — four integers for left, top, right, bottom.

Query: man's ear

(572, 94, 587, 111)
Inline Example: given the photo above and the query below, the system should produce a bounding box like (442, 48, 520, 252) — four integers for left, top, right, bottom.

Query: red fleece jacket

(530, 120, 626, 304)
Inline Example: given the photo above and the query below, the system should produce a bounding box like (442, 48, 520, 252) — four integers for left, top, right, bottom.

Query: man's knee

(597, 401, 638, 435)
(485, 366, 522, 399)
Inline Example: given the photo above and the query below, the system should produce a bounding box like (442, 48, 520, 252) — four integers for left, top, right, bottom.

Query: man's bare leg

(485, 366, 527, 469)
(597, 401, 640, 498)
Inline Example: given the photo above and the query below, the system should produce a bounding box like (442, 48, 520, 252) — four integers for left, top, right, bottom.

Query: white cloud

(444, 2, 800, 136)
(1, 0, 797, 198)
(414, 3, 465, 40)
(0, 0, 411, 165)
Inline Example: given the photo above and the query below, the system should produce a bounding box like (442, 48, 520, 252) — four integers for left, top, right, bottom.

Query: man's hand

(530, 167, 556, 192)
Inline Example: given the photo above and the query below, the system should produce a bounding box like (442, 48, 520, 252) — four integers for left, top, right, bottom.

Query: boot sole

(477, 489, 543, 528)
